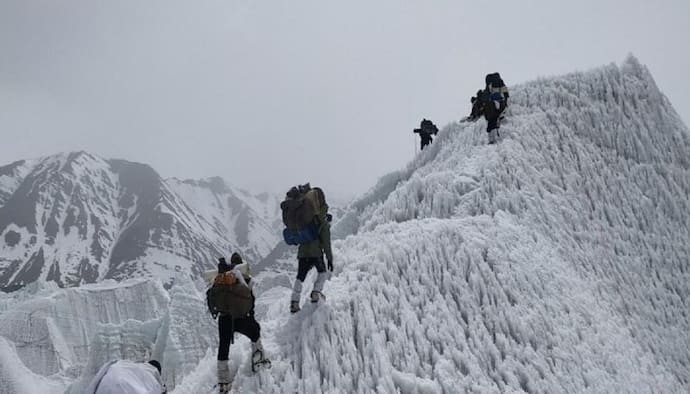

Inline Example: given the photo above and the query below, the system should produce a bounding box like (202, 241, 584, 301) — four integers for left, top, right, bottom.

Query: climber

(413, 118, 439, 150)
(280, 184, 333, 313)
(206, 253, 270, 393)
(483, 73, 509, 144)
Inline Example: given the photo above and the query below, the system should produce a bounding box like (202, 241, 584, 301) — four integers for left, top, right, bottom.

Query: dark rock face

(0, 160, 25, 177)
(0, 260, 22, 291)
(0, 174, 40, 234)
(107, 159, 164, 275)
(45, 261, 63, 286)
(0, 160, 28, 205)
(8, 248, 45, 288)
(4, 231, 20, 247)
(89, 214, 107, 261)
(0, 152, 281, 291)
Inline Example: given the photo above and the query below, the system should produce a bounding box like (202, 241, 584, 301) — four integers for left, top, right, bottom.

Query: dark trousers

(485, 99, 506, 132)
(470, 102, 483, 120)
(420, 134, 433, 150)
(486, 116, 499, 132)
(217, 314, 261, 360)
(297, 257, 326, 281)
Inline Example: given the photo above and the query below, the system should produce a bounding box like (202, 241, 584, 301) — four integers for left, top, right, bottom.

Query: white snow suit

(86, 360, 165, 394)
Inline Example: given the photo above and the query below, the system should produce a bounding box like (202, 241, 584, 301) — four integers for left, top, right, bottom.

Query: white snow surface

(164, 178, 282, 263)
(195, 56, 690, 393)
(0, 277, 220, 393)
(1, 57, 689, 393)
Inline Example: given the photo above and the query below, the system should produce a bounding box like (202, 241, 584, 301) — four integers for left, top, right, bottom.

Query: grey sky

(1, 0, 689, 199)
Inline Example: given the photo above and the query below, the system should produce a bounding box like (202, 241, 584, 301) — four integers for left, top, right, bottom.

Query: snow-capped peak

(0, 152, 283, 291)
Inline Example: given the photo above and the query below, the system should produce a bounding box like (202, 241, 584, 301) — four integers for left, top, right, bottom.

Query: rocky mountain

(0, 152, 282, 291)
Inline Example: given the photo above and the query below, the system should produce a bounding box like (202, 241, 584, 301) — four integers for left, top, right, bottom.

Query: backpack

(206, 272, 254, 318)
(485, 73, 504, 88)
(280, 185, 328, 245)
(477, 89, 490, 104)
(420, 119, 438, 135)
(485, 73, 508, 101)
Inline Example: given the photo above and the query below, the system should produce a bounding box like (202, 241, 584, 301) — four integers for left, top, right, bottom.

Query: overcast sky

(1, 0, 689, 199)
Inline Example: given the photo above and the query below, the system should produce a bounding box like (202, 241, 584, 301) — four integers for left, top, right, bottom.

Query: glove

(327, 259, 333, 272)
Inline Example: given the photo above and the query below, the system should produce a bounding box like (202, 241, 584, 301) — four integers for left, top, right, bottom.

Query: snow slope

(208, 56, 689, 392)
(165, 177, 282, 262)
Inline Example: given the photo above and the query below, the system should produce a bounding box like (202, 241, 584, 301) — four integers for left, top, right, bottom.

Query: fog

(1, 0, 688, 199)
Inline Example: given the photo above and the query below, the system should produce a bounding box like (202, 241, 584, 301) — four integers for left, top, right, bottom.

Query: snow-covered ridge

(0, 152, 283, 291)
(335, 56, 690, 238)
(232, 56, 689, 392)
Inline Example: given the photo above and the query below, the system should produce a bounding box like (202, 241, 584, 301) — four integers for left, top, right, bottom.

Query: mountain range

(0, 152, 283, 291)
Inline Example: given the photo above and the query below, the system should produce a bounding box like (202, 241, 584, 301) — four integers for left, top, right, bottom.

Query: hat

(230, 253, 242, 266)
(217, 257, 231, 273)
(148, 360, 162, 374)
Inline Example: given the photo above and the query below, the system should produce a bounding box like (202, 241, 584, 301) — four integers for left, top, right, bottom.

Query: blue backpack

(485, 72, 508, 102)
(280, 185, 327, 245)
(283, 223, 319, 245)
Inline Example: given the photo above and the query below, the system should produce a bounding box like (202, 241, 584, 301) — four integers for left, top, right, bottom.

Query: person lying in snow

(86, 359, 165, 394)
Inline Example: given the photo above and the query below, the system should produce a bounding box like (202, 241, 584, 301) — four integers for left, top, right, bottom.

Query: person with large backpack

(206, 253, 269, 393)
(413, 118, 439, 150)
(483, 72, 509, 144)
(280, 184, 333, 313)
